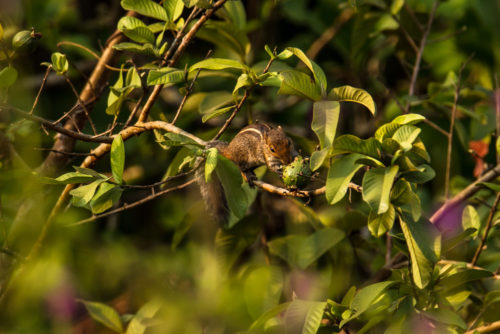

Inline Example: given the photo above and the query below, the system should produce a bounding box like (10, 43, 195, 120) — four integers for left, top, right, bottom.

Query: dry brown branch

(465, 321, 500, 334)
(253, 180, 361, 198)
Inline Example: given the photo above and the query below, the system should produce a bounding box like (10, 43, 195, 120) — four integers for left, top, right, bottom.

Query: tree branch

(471, 193, 500, 266)
(430, 163, 500, 225)
(253, 180, 361, 198)
(465, 321, 500, 334)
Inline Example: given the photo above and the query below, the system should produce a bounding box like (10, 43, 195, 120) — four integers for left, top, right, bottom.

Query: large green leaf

(79, 300, 124, 333)
(204, 148, 218, 182)
(392, 113, 426, 125)
(146, 67, 184, 86)
(244, 266, 283, 319)
(462, 205, 479, 238)
(326, 153, 364, 205)
(278, 70, 322, 101)
(286, 47, 327, 95)
(189, 58, 247, 72)
(438, 269, 493, 292)
(113, 42, 157, 56)
(111, 135, 125, 184)
(90, 182, 123, 214)
(368, 204, 395, 237)
(309, 147, 330, 172)
(423, 308, 467, 330)
(399, 215, 441, 289)
(126, 299, 162, 334)
(223, 0, 246, 30)
(52, 172, 96, 184)
(328, 85, 376, 115)
(400, 164, 435, 184)
(391, 179, 421, 222)
(332, 135, 382, 159)
(121, 0, 168, 21)
(248, 302, 291, 332)
(284, 300, 327, 334)
(339, 281, 396, 328)
(215, 156, 248, 219)
(311, 101, 340, 149)
(267, 228, 345, 269)
(163, 0, 184, 21)
(0, 66, 18, 88)
(392, 125, 421, 152)
(118, 16, 155, 44)
(70, 180, 106, 208)
(362, 165, 399, 214)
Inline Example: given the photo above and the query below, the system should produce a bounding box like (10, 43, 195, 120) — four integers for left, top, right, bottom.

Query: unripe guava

(281, 155, 312, 189)
(12, 29, 40, 53)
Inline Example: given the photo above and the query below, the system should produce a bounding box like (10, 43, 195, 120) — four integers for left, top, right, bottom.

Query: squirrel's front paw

(242, 171, 257, 188)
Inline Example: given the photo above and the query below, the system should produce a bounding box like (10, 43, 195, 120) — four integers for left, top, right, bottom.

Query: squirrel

(199, 122, 296, 224)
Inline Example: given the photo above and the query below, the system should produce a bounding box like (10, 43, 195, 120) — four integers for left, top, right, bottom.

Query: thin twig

(404, 3, 424, 33)
(57, 40, 124, 72)
(212, 90, 251, 140)
(465, 320, 500, 334)
(405, 0, 439, 112)
(123, 91, 146, 129)
(52, 97, 96, 125)
(423, 118, 448, 136)
(30, 65, 52, 115)
(252, 180, 361, 198)
(471, 193, 500, 266)
(68, 178, 197, 226)
(65, 76, 98, 135)
(392, 15, 419, 53)
(495, 75, 500, 166)
(444, 56, 473, 199)
(430, 163, 500, 224)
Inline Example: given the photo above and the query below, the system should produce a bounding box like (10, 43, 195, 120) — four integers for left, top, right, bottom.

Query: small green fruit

(12, 29, 41, 53)
(281, 155, 312, 189)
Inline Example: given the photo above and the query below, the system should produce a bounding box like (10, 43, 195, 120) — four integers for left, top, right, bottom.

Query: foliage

(0, 0, 500, 333)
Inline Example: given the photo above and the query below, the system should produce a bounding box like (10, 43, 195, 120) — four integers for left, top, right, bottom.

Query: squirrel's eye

(270, 147, 276, 153)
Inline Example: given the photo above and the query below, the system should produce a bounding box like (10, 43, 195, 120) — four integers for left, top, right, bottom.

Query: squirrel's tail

(196, 157, 229, 226)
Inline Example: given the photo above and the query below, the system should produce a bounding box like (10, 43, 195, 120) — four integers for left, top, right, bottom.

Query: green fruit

(12, 30, 39, 53)
(281, 155, 312, 189)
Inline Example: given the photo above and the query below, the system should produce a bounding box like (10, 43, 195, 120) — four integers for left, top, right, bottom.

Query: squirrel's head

(264, 125, 294, 165)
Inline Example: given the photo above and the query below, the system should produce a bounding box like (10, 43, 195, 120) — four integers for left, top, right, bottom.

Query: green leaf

(286, 47, 327, 95)
(111, 135, 125, 184)
(368, 204, 396, 237)
(423, 308, 467, 330)
(391, 180, 421, 221)
(189, 58, 247, 72)
(204, 148, 218, 182)
(0, 23, 3, 40)
(480, 182, 500, 192)
(438, 269, 493, 292)
(52, 172, 95, 184)
(326, 153, 364, 205)
(333, 135, 382, 159)
(51, 52, 68, 75)
(196, 20, 250, 58)
(390, 0, 405, 15)
(497, 136, 500, 156)
(118, 16, 155, 44)
(126, 66, 142, 88)
(392, 125, 421, 151)
(399, 215, 441, 289)
(121, 0, 168, 21)
(248, 302, 291, 332)
(267, 228, 345, 269)
(215, 155, 248, 219)
(284, 300, 327, 334)
(340, 281, 396, 328)
(146, 67, 184, 86)
(311, 101, 340, 149)
(73, 167, 108, 179)
(201, 105, 234, 122)
(90, 182, 123, 214)
(198, 91, 234, 122)
(244, 266, 283, 319)
(223, 0, 246, 30)
(309, 147, 329, 172)
(70, 180, 106, 208)
(232, 73, 253, 100)
(113, 42, 157, 56)
(182, 0, 198, 7)
(392, 113, 426, 125)
(125, 299, 162, 334)
(163, 0, 184, 21)
(79, 299, 124, 333)
(278, 70, 322, 101)
(328, 85, 376, 115)
(362, 165, 399, 214)
(400, 164, 435, 183)
(0, 66, 18, 88)
(462, 205, 479, 238)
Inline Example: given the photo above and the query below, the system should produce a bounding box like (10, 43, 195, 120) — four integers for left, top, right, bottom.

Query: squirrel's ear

(277, 125, 282, 130)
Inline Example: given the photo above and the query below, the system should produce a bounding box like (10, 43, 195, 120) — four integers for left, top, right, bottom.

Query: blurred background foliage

(1, 0, 500, 333)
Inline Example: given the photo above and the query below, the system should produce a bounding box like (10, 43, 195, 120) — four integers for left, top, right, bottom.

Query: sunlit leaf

(392, 113, 426, 125)
(284, 300, 327, 334)
(70, 180, 106, 208)
(368, 205, 395, 237)
(189, 58, 247, 72)
(462, 205, 479, 238)
(204, 148, 218, 182)
(163, 0, 184, 21)
(113, 42, 157, 56)
(438, 269, 493, 292)
(326, 153, 364, 205)
(362, 165, 399, 214)
(146, 67, 184, 86)
(309, 147, 329, 172)
(125, 299, 162, 334)
(111, 135, 125, 184)
(51, 172, 95, 184)
(286, 47, 327, 95)
(121, 0, 168, 21)
(51, 52, 68, 75)
(311, 101, 340, 149)
(400, 164, 435, 183)
(79, 299, 124, 333)
(90, 182, 123, 214)
(328, 85, 376, 115)
(399, 215, 441, 289)
(278, 70, 322, 101)
(332, 135, 382, 159)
